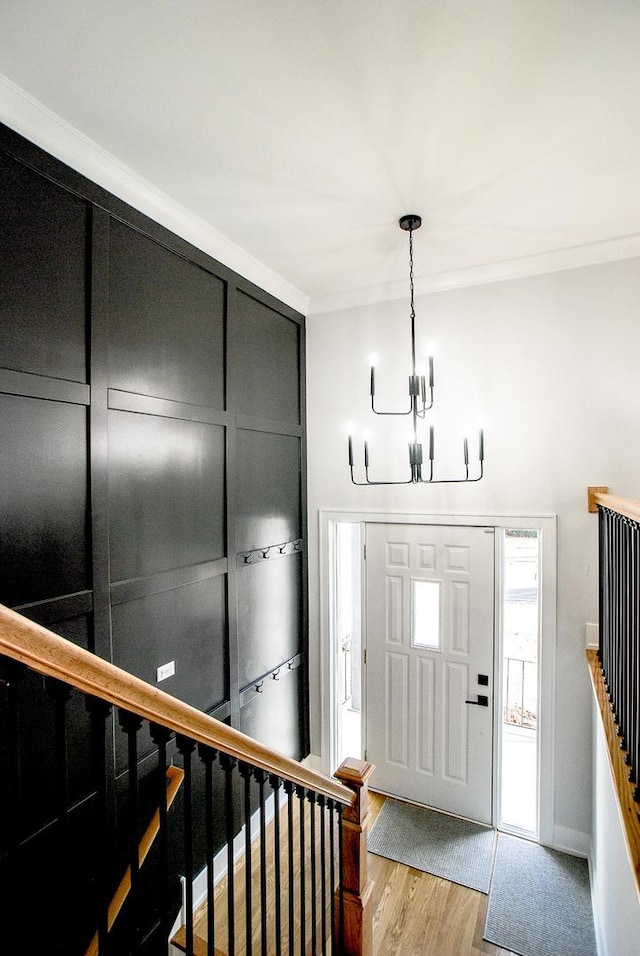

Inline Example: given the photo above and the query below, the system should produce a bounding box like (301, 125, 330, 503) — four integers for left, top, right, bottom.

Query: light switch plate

(585, 623, 599, 649)
(157, 660, 176, 682)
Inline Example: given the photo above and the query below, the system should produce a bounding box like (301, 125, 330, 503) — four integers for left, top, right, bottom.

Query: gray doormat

(484, 833, 597, 956)
(367, 797, 496, 893)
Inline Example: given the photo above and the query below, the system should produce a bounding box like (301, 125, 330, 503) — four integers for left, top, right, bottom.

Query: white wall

(305, 255, 640, 847)
(590, 697, 640, 955)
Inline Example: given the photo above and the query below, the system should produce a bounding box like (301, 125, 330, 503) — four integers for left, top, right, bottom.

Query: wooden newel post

(333, 757, 375, 956)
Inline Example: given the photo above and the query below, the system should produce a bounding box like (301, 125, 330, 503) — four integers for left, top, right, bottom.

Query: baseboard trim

(552, 825, 590, 858)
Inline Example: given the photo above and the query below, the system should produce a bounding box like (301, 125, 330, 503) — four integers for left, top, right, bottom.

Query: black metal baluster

(151, 724, 173, 954)
(87, 696, 112, 956)
(329, 799, 336, 954)
(309, 791, 318, 955)
(221, 754, 237, 954)
(47, 677, 72, 952)
(118, 709, 144, 952)
(198, 744, 218, 956)
(600, 508, 609, 680)
(337, 803, 345, 954)
(254, 769, 268, 956)
(629, 527, 638, 787)
(622, 518, 631, 753)
(318, 795, 328, 955)
(608, 509, 615, 696)
(240, 761, 254, 956)
(270, 774, 283, 954)
(296, 785, 306, 956)
(284, 779, 295, 956)
(177, 736, 196, 956)
(636, 585, 640, 804)
(612, 513, 619, 715)
(634, 523, 640, 803)
(616, 515, 623, 725)
(609, 511, 617, 704)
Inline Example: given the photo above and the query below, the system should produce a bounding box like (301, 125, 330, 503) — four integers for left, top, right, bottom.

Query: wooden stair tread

(171, 924, 226, 955)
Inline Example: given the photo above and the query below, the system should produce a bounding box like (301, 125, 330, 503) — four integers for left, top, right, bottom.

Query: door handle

(465, 695, 489, 707)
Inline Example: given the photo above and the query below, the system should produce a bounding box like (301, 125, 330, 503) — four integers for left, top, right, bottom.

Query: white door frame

(319, 508, 557, 843)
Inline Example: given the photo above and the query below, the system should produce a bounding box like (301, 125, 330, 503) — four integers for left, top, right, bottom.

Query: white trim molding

(0, 72, 309, 316)
(308, 234, 640, 316)
(318, 507, 557, 845)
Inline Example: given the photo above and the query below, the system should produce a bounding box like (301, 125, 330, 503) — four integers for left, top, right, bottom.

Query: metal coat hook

(255, 680, 264, 693)
(261, 547, 271, 559)
(244, 553, 252, 564)
(272, 668, 280, 681)
(278, 543, 287, 554)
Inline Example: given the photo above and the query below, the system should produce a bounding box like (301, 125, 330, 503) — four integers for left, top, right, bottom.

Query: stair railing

(588, 490, 640, 893)
(0, 603, 373, 956)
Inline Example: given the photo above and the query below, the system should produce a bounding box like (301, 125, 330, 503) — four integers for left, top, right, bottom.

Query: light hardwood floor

(367, 791, 515, 956)
(177, 790, 517, 956)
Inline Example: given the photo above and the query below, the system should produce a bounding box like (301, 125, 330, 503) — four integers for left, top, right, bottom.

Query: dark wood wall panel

(0, 122, 308, 949)
(235, 430, 302, 553)
(108, 219, 225, 408)
(234, 291, 300, 424)
(0, 612, 93, 845)
(111, 577, 227, 713)
(108, 410, 226, 581)
(237, 555, 301, 688)
(0, 394, 88, 608)
(0, 150, 88, 383)
(239, 664, 304, 760)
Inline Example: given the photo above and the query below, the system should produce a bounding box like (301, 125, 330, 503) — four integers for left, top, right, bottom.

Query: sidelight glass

(500, 528, 540, 836)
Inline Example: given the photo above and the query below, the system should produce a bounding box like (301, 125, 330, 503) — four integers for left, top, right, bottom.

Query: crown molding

(0, 72, 309, 316)
(308, 233, 640, 316)
(3, 72, 638, 322)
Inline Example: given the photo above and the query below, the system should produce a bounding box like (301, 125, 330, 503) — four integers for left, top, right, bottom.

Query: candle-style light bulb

(479, 428, 484, 462)
(463, 437, 469, 466)
(370, 365, 376, 396)
(364, 440, 369, 468)
(428, 355, 434, 387)
(348, 435, 354, 467)
(429, 424, 434, 461)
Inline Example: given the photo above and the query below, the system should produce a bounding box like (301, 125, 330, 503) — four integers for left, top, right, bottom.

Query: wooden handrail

(0, 603, 353, 807)
(593, 492, 640, 523)
(587, 648, 640, 895)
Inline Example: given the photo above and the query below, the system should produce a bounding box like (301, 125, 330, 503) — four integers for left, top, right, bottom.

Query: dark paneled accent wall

(0, 122, 307, 946)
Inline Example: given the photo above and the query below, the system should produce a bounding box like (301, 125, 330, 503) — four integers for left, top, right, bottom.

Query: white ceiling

(0, 0, 639, 314)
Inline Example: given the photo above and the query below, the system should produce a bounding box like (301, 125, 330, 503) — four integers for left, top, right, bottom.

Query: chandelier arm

(417, 462, 484, 484)
(350, 469, 414, 486)
(371, 401, 413, 416)
(415, 389, 434, 418)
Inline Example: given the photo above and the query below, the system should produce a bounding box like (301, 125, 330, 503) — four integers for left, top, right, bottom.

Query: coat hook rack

(237, 538, 304, 568)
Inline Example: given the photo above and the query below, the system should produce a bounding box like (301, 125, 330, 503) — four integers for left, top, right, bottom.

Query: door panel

(366, 523, 495, 824)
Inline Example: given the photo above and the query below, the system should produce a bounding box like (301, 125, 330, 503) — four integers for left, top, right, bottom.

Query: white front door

(365, 523, 495, 824)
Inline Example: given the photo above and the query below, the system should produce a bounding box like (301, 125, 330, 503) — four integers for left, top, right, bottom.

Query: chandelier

(348, 214, 484, 485)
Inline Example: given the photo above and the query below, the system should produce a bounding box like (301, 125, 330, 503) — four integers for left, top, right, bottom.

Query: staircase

(0, 603, 374, 956)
